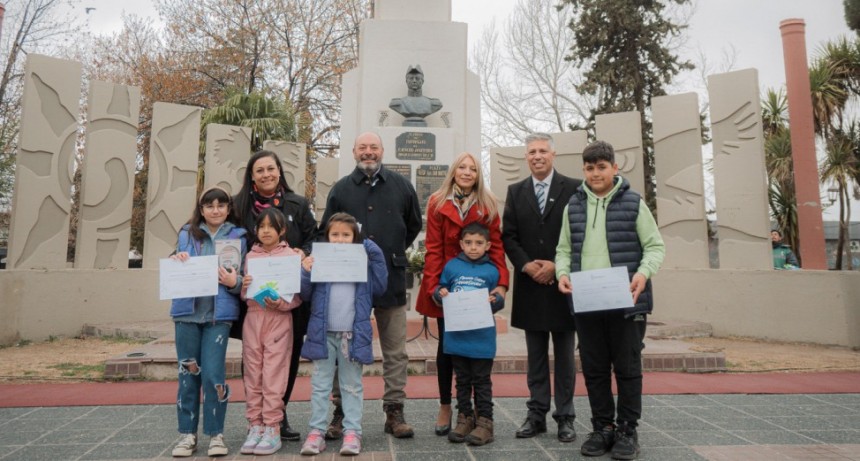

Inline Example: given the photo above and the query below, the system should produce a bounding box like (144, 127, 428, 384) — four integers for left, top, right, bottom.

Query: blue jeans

(309, 332, 364, 434)
(175, 321, 231, 436)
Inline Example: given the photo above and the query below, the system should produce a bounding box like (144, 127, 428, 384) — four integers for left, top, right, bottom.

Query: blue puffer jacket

(169, 223, 247, 322)
(300, 239, 388, 365)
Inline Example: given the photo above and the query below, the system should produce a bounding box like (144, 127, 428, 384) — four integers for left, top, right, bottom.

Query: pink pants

(242, 307, 293, 426)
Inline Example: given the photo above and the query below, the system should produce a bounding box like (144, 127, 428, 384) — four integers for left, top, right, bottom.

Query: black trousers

(451, 355, 494, 419)
(575, 310, 646, 430)
(524, 329, 576, 422)
(282, 302, 310, 407)
(435, 318, 453, 405)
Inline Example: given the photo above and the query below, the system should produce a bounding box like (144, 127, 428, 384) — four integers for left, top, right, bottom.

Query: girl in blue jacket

(298, 213, 388, 456)
(168, 186, 247, 458)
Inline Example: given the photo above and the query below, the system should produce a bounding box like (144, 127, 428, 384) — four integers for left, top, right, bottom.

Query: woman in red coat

(416, 152, 509, 436)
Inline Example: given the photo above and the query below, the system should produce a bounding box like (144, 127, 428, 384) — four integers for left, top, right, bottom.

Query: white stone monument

(337, 0, 480, 212)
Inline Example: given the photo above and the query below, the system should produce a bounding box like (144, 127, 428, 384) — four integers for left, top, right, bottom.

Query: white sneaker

(171, 433, 197, 457)
(253, 426, 282, 455)
(241, 425, 264, 454)
(208, 433, 229, 457)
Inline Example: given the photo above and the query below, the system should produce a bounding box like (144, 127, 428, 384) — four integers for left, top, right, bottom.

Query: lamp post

(828, 186, 839, 206)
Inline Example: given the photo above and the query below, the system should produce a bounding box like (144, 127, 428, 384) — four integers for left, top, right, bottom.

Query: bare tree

(0, 0, 82, 208)
(472, 0, 594, 149)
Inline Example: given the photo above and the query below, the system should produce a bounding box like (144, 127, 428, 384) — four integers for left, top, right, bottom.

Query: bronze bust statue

(389, 65, 443, 127)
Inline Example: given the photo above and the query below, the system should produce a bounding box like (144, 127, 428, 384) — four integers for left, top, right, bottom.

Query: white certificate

(442, 288, 495, 332)
(311, 243, 368, 282)
(159, 255, 219, 300)
(247, 255, 301, 298)
(569, 266, 634, 313)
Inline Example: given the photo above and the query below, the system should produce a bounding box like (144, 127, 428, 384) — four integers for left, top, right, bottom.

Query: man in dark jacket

(502, 133, 581, 442)
(319, 131, 423, 438)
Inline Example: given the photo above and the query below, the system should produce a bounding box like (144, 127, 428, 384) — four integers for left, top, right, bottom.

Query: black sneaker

(580, 425, 615, 457)
(280, 411, 301, 441)
(611, 426, 639, 460)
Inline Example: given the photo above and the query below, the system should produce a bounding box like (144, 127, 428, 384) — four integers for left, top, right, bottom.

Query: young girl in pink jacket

(240, 208, 303, 455)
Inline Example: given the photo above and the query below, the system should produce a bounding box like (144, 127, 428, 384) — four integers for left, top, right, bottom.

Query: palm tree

(761, 88, 788, 137)
(808, 59, 848, 138)
(202, 90, 300, 152)
(820, 124, 859, 269)
(761, 88, 800, 254)
(810, 38, 860, 270)
(764, 125, 799, 253)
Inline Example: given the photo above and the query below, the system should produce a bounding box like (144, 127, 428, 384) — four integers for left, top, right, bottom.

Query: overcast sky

(69, 0, 854, 219)
(71, 0, 851, 92)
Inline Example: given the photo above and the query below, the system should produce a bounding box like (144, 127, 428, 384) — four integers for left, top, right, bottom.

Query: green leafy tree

(560, 0, 694, 205)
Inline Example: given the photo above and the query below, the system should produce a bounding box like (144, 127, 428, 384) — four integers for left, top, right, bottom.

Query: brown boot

(383, 403, 415, 438)
(466, 416, 494, 446)
(325, 404, 344, 440)
(447, 412, 475, 443)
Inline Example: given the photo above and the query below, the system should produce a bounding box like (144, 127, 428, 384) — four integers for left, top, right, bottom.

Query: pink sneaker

(340, 429, 362, 456)
(300, 429, 326, 456)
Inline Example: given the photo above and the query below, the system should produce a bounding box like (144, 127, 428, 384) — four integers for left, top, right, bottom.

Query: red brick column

(779, 18, 827, 269)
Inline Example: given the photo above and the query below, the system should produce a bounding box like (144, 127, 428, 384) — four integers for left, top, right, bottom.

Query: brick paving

(2, 394, 860, 460)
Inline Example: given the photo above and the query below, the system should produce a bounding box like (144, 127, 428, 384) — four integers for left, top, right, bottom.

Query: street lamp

(827, 186, 839, 205)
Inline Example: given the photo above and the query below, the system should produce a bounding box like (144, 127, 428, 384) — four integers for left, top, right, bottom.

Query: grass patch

(47, 362, 105, 377)
(95, 335, 151, 345)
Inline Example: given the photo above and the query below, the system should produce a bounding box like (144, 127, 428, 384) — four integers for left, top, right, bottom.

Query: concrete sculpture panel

(75, 81, 142, 269)
(314, 157, 339, 221)
(204, 124, 252, 195)
(596, 111, 645, 195)
(7, 54, 82, 269)
(652, 93, 709, 269)
(263, 140, 306, 196)
(490, 146, 526, 207)
(707, 69, 771, 269)
(553, 130, 588, 180)
(142, 103, 202, 268)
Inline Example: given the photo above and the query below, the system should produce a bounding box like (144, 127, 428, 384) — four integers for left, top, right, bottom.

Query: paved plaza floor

(1, 384, 859, 460)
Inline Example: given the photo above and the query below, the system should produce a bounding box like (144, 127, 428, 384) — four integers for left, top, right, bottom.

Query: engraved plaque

(416, 164, 448, 210)
(395, 132, 436, 161)
(386, 163, 412, 181)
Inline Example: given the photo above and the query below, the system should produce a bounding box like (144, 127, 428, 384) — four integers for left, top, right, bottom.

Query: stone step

(93, 318, 725, 380)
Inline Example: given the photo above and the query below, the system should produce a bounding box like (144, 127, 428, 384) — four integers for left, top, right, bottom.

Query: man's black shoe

(280, 411, 301, 441)
(581, 425, 615, 457)
(610, 426, 639, 460)
(515, 418, 547, 438)
(557, 417, 576, 442)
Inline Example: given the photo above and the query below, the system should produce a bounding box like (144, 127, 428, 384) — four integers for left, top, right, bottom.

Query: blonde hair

(428, 152, 498, 221)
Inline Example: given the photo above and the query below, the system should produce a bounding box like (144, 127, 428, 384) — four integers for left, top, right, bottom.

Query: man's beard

(358, 159, 379, 176)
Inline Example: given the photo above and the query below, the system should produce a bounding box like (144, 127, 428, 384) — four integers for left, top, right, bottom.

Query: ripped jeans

(309, 332, 364, 434)
(175, 321, 231, 436)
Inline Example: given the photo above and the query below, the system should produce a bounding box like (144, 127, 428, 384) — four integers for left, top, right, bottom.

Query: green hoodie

(555, 176, 665, 281)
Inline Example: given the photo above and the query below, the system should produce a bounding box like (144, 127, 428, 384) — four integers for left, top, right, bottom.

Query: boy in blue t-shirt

(432, 222, 505, 446)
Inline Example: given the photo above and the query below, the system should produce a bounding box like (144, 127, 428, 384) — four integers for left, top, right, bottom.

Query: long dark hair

(233, 150, 294, 224)
(324, 212, 362, 243)
(187, 187, 235, 242)
(254, 208, 289, 245)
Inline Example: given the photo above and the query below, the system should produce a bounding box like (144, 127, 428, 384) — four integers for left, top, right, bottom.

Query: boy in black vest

(555, 141, 665, 460)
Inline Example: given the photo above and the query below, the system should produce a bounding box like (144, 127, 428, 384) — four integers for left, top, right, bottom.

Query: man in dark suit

(502, 133, 581, 442)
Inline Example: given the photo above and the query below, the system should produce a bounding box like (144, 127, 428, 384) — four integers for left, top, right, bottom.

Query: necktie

(536, 182, 547, 213)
